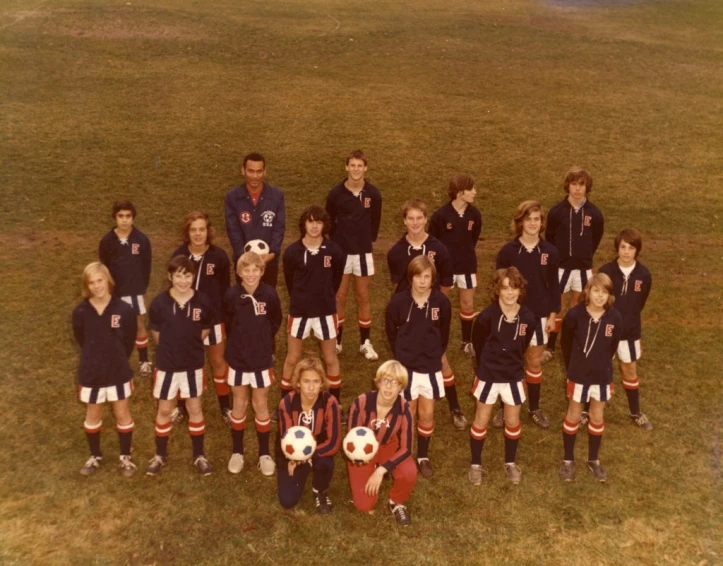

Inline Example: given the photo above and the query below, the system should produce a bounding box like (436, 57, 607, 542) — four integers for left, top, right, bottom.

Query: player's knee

(352, 496, 377, 513)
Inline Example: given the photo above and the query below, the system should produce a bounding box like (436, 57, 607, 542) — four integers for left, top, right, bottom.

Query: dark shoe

(491, 407, 504, 429)
(417, 458, 434, 479)
(194, 455, 213, 476)
(529, 409, 551, 429)
(451, 409, 468, 431)
(80, 455, 101, 476)
(313, 489, 332, 514)
(389, 501, 411, 526)
(145, 455, 166, 476)
(630, 412, 653, 431)
(587, 460, 607, 482)
(559, 460, 575, 481)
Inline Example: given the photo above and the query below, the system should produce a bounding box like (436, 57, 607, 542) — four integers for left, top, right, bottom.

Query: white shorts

(153, 368, 206, 400)
(616, 339, 641, 363)
(121, 294, 146, 315)
(344, 253, 375, 276)
(567, 380, 614, 403)
(450, 273, 477, 289)
(529, 317, 548, 347)
(228, 367, 274, 388)
(558, 268, 593, 293)
(403, 369, 445, 401)
(79, 381, 133, 404)
(288, 315, 338, 340)
(470, 378, 526, 406)
(203, 323, 225, 346)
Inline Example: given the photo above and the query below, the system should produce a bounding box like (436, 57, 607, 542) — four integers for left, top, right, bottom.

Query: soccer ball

(343, 426, 379, 464)
(281, 426, 317, 461)
(244, 239, 269, 256)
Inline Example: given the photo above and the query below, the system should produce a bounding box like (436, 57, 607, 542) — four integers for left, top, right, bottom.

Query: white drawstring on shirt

(497, 313, 520, 341)
(582, 316, 602, 358)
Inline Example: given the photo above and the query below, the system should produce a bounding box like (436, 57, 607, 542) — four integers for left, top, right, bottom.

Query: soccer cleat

(335, 341, 343, 354)
(529, 409, 551, 429)
(359, 340, 379, 361)
(194, 455, 213, 476)
(579, 411, 590, 427)
(540, 350, 554, 364)
(221, 408, 232, 429)
(504, 463, 522, 484)
(451, 409, 468, 431)
(468, 464, 483, 486)
(417, 458, 434, 479)
(170, 406, 186, 426)
(462, 341, 475, 358)
(118, 455, 137, 478)
(389, 502, 411, 526)
(139, 361, 152, 377)
(270, 408, 279, 423)
(80, 455, 101, 476)
(587, 460, 607, 482)
(559, 460, 575, 481)
(257, 455, 276, 477)
(491, 407, 504, 429)
(631, 412, 653, 431)
(313, 489, 333, 514)
(227, 453, 244, 474)
(145, 455, 166, 476)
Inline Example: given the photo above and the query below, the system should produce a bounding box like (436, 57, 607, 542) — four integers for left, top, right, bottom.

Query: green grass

(1, 0, 721, 564)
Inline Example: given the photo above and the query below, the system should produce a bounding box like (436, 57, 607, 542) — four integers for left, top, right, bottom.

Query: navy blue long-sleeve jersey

(98, 227, 152, 297)
(496, 239, 561, 318)
(598, 261, 652, 341)
(385, 288, 451, 373)
(171, 244, 230, 314)
(326, 180, 382, 255)
(72, 297, 136, 388)
(428, 203, 482, 274)
(561, 303, 622, 385)
(223, 282, 282, 372)
(545, 198, 604, 270)
(387, 234, 453, 294)
(472, 303, 536, 383)
(283, 239, 345, 318)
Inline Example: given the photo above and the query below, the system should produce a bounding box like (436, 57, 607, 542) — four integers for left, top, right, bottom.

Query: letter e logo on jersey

(240, 212, 252, 224)
(584, 216, 592, 227)
(364, 198, 371, 208)
(468, 221, 474, 231)
(635, 280, 642, 292)
(519, 324, 527, 336)
(324, 256, 331, 268)
(111, 315, 121, 328)
(193, 309, 201, 321)
(206, 264, 215, 275)
(540, 253, 549, 265)
(605, 324, 614, 337)
(431, 308, 439, 320)
(257, 302, 266, 315)
(132, 244, 140, 255)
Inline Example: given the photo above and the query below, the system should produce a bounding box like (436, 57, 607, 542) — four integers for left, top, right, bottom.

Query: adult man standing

(224, 153, 286, 287)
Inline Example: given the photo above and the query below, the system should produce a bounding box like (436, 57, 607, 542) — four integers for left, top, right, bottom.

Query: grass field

(1, 0, 722, 564)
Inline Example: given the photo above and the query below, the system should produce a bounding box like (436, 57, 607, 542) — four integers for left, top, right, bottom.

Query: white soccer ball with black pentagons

(281, 426, 317, 461)
(343, 426, 379, 464)
(244, 239, 269, 256)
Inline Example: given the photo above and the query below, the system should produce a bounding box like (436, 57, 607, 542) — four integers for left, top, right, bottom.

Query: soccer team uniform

(276, 391, 341, 509)
(560, 303, 623, 464)
(428, 203, 482, 289)
(386, 234, 453, 295)
(224, 182, 285, 287)
(347, 391, 417, 511)
(469, 303, 536, 467)
(72, 297, 137, 459)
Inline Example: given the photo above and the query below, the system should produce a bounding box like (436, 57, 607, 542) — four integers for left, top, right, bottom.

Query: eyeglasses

(379, 378, 402, 388)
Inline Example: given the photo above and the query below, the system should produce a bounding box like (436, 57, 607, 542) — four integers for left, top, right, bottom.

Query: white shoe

(258, 455, 276, 477)
(359, 340, 379, 361)
(228, 453, 244, 474)
(335, 341, 343, 354)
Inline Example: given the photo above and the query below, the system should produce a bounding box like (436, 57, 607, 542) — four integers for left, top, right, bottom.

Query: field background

(1, 0, 721, 564)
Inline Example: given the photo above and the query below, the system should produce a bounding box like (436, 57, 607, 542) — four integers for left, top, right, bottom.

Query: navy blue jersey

(98, 227, 152, 297)
(385, 288, 451, 373)
(224, 182, 285, 260)
(278, 391, 341, 460)
(562, 303, 622, 385)
(223, 282, 282, 372)
(545, 198, 604, 270)
(171, 244, 230, 313)
(471, 303, 536, 383)
(72, 297, 136, 388)
(387, 234, 453, 294)
(282, 239, 345, 318)
(428, 203, 482, 274)
(326, 180, 382, 255)
(348, 391, 413, 473)
(496, 239, 561, 318)
(598, 261, 652, 341)
(149, 290, 213, 372)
